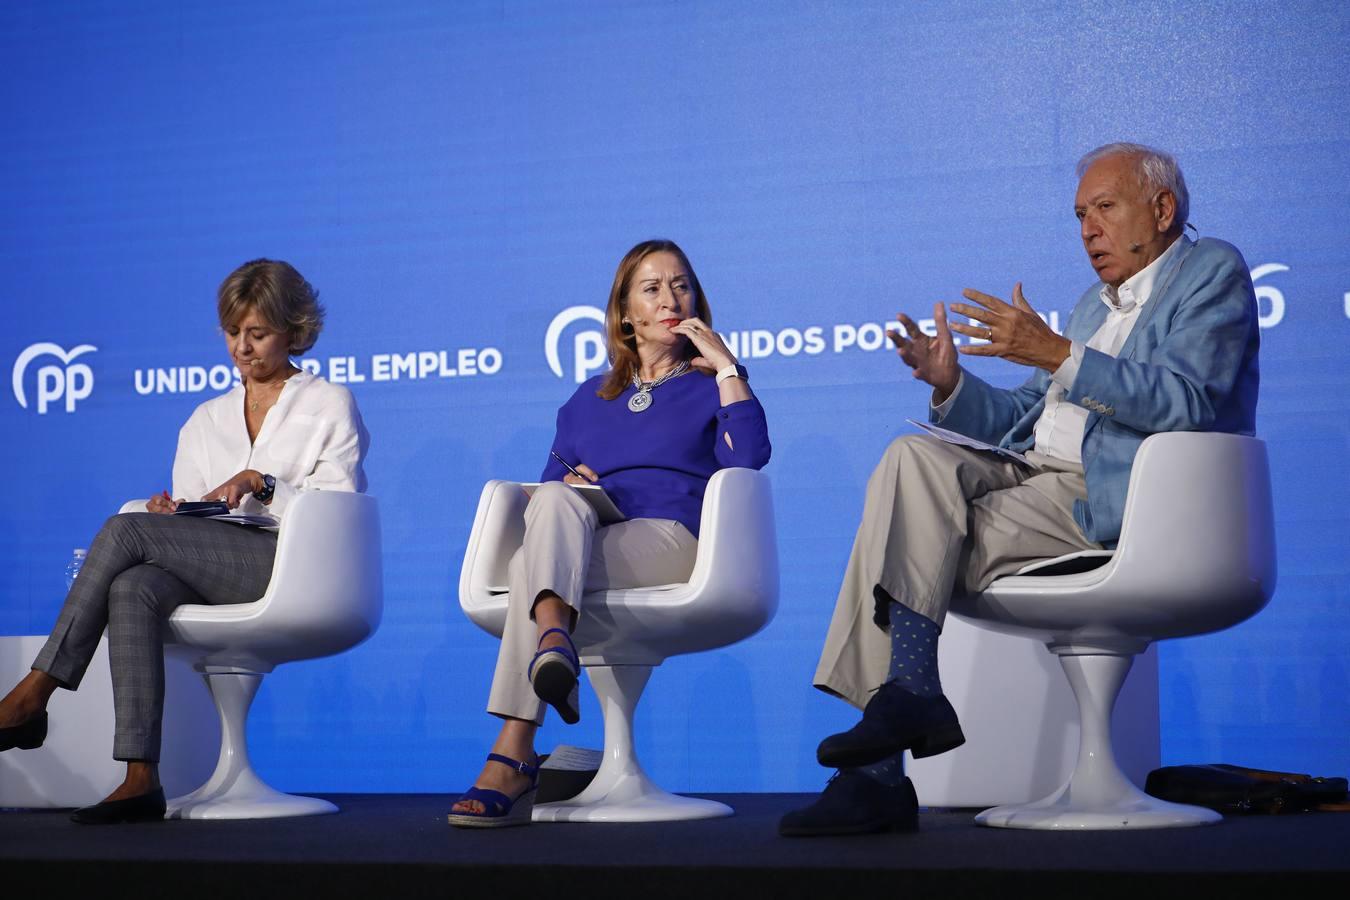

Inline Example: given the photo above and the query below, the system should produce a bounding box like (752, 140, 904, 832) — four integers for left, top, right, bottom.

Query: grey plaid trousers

(33, 513, 277, 762)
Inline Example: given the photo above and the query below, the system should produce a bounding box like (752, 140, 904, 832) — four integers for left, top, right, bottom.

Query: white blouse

(171, 371, 368, 521)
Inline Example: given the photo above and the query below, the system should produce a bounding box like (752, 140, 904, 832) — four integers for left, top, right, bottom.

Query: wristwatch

(715, 363, 749, 386)
(253, 473, 276, 504)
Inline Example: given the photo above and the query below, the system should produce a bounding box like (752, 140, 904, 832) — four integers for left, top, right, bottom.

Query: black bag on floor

(1144, 764, 1348, 814)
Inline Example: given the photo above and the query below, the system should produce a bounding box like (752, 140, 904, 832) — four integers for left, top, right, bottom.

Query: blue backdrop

(2, 0, 1347, 791)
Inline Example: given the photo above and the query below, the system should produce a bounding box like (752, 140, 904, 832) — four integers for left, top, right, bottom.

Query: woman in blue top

(449, 239, 771, 827)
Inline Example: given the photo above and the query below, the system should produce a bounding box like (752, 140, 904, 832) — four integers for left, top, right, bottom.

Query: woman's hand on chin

(670, 317, 736, 373)
(203, 470, 264, 509)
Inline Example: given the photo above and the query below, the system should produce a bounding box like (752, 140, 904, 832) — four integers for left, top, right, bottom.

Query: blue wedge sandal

(528, 626, 581, 724)
(447, 753, 540, 828)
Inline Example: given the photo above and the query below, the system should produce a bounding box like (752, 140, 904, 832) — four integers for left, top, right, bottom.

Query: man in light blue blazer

(782, 143, 1260, 837)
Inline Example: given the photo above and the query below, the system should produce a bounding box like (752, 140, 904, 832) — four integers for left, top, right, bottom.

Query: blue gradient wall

(2, 0, 1347, 790)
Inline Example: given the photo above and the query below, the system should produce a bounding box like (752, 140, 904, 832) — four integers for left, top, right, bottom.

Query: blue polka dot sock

(886, 600, 943, 698)
(850, 602, 943, 788)
(855, 750, 907, 787)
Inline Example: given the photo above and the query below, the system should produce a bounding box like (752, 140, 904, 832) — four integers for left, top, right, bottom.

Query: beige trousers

(812, 434, 1100, 709)
(487, 481, 699, 724)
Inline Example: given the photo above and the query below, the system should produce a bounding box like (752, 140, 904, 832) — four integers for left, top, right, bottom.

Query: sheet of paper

(906, 418, 1031, 466)
(174, 503, 278, 527)
(540, 744, 604, 771)
(210, 513, 280, 527)
(213, 512, 279, 528)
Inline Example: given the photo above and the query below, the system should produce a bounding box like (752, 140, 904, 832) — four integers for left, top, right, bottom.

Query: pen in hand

(550, 450, 594, 483)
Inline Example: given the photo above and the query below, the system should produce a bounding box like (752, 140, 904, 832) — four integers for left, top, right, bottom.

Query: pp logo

(1250, 263, 1289, 329)
(545, 305, 607, 383)
(12, 342, 97, 414)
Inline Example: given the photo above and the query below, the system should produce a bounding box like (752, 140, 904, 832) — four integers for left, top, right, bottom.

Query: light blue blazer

(935, 236, 1260, 545)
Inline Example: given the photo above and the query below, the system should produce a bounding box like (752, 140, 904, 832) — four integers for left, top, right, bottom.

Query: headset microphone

(1129, 242, 1142, 252)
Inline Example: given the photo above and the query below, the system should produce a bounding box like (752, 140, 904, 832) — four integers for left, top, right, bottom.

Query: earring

(621, 318, 634, 334)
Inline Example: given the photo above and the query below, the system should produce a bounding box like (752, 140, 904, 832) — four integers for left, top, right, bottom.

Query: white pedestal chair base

(975, 650, 1218, 831)
(533, 777, 732, 823)
(167, 671, 337, 820)
(533, 665, 733, 823)
(975, 787, 1221, 830)
(906, 618, 1161, 808)
(169, 778, 338, 820)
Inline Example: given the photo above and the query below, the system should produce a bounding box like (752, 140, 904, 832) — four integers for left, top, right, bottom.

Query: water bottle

(64, 548, 87, 590)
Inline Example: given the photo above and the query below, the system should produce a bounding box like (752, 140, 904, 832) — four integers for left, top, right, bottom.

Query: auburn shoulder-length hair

(597, 239, 713, 400)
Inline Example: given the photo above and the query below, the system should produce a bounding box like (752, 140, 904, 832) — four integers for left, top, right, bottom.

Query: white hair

(1076, 142, 1189, 229)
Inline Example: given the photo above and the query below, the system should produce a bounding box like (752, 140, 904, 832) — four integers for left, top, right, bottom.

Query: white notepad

(520, 482, 625, 524)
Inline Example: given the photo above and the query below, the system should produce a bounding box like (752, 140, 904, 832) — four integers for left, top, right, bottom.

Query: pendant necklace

(628, 360, 689, 413)
(246, 364, 303, 413)
(247, 385, 273, 413)
(246, 376, 287, 413)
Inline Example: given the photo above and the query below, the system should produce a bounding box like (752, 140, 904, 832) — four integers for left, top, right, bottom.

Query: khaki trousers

(487, 481, 699, 725)
(813, 434, 1100, 710)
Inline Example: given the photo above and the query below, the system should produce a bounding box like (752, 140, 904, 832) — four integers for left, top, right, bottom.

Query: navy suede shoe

(779, 770, 919, 837)
(70, 786, 166, 825)
(817, 681, 964, 769)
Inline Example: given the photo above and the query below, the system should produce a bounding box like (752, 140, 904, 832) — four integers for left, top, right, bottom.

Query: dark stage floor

(3, 794, 1348, 898)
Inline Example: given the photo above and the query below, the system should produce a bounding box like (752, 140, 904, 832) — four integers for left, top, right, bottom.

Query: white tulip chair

(460, 468, 778, 822)
(950, 432, 1276, 830)
(116, 491, 383, 820)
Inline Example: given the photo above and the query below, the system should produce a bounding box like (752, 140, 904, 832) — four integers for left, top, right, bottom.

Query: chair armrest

(119, 499, 150, 514)
(1113, 432, 1276, 599)
(459, 480, 528, 620)
(681, 467, 780, 629)
(263, 491, 382, 621)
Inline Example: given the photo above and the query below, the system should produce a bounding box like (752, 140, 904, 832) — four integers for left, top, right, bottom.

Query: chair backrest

(1108, 431, 1276, 631)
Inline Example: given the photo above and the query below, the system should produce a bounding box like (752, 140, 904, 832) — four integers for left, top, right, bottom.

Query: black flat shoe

(70, 787, 167, 825)
(779, 770, 919, 837)
(0, 710, 47, 751)
(817, 682, 965, 769)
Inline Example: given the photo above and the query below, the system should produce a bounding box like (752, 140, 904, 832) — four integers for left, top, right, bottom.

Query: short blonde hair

(217, 259, 325, 355)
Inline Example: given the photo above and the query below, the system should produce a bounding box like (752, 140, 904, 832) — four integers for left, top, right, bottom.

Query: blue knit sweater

(541, 370, 771, 538)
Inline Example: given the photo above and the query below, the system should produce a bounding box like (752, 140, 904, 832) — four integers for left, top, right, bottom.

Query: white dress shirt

(171, 371, 368, 521)
(935, 235, 1184, 463)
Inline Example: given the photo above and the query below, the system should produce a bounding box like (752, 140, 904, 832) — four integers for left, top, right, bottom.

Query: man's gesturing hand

(890, 303, 961, 403)
(948, 283, 1071, 372)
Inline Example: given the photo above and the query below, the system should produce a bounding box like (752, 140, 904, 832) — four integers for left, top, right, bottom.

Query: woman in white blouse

(0, 259, 367, 824)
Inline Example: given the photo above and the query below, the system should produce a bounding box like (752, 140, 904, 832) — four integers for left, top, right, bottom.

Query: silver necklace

(627, 360, 689, 413)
